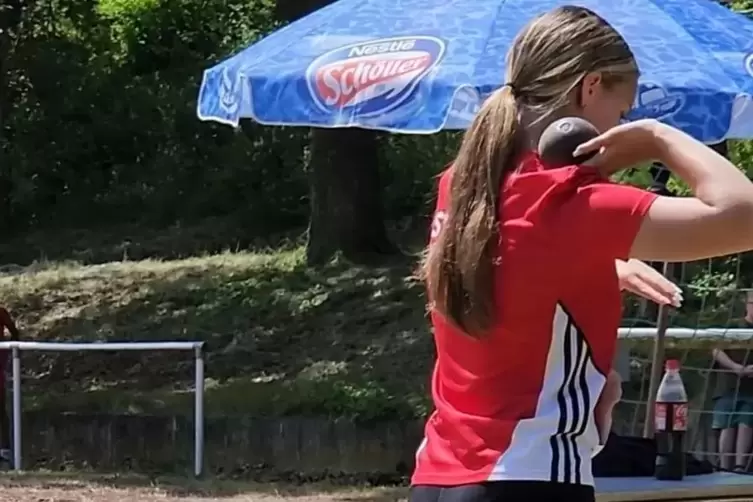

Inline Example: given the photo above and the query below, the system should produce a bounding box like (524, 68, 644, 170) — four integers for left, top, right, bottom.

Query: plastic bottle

(654, 359, 688, 480)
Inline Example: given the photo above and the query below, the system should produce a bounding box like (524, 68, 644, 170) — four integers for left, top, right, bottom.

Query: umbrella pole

(643, 261, 673, 438)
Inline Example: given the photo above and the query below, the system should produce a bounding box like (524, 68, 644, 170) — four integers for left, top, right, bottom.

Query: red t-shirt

(413, 152, 657, 487)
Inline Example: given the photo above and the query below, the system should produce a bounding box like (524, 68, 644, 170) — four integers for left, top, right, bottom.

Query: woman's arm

(630, 125, 753, 262)
(573, 120, 753, 263)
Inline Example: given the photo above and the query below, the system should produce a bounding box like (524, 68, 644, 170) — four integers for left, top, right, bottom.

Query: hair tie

(503, 82, 518, 96)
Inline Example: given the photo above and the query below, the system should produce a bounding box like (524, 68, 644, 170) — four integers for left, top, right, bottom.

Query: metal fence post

(12, 346, 21, 471)
(0, 341, 204, 473)
(194, 345, 205, 477)
(643, 262, 673, 438)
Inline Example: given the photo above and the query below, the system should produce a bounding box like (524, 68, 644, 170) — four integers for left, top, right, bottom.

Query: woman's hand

(574, 119, 666, 175)
(616, 259, 682, 307)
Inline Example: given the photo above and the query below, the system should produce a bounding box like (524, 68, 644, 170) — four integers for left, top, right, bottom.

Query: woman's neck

(519, 107, 579, 152)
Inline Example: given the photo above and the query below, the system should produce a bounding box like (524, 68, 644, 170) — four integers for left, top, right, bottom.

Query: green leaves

(729, 0, 753, 16)
(0, 0, 305, 231)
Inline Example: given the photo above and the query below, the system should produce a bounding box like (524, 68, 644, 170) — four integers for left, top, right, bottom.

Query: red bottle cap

(665, 359, 680, 371)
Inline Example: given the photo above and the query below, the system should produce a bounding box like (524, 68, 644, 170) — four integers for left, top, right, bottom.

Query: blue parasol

(197, 0, 753, 141)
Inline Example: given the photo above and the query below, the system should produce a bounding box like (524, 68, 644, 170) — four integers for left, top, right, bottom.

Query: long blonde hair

(423, 6, 638, 337)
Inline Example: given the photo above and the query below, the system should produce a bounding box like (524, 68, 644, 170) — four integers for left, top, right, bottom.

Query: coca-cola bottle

(654, 359, 688, 480)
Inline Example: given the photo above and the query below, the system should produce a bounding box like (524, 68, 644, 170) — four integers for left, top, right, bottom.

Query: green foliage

(382, 133, 460, 219)
(0, 0, 455, 236)
(2, 0, 753, 422)
(97, 0, 277, 70)
(730, 0, 753, 15)
(2, 0, 310, 232)
(5, 0, 752, 243)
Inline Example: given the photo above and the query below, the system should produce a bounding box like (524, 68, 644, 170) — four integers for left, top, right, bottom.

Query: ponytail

(423, 85, 521, 337)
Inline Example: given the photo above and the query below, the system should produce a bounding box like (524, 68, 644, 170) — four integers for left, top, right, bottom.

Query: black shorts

(410, 481, 595, 502)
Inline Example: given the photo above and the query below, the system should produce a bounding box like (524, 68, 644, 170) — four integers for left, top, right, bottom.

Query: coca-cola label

(305, 36, 446, 118)
(673, 402, 688, 431)
(655, 403, 667, 431)
(655, 402, 688, 431)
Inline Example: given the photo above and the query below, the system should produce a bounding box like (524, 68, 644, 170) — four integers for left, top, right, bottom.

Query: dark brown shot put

(538, 117, 599, 168)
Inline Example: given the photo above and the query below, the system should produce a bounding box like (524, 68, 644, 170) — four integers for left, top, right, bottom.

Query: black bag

(593, 433, 713, 477)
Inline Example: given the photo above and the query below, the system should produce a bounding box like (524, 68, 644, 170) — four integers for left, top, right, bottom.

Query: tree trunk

(275, 0, 397, 265)
(306, 128, 397, 265)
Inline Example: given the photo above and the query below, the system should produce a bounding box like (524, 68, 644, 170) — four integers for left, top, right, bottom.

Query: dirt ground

(2, 473, 753, 502)
(0, 473, 409, 502)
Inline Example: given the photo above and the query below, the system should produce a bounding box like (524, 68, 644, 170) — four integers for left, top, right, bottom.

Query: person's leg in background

(713, 396, 738, 470)
(735, 398, 753, 471)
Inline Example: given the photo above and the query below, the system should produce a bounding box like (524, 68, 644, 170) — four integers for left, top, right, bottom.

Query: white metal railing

(0, 330, 744, 475)
(618, 327, 753, 341)
(0, 341, 205, 476)
(616, 326, 753, 438)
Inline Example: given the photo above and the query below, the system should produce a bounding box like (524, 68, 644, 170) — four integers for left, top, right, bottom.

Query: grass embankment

(0, 471, 409, 502)
(0, 223, 433, 420)
(0, 220, 726, 422)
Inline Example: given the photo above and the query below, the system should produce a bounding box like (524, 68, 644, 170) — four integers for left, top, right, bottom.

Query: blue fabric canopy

(197, 0, 753, 141)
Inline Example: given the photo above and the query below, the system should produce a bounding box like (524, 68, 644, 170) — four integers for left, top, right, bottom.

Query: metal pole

(194, 346, 205, 477)
(12, 347, 21, 471)
(643, 261, 673, 438)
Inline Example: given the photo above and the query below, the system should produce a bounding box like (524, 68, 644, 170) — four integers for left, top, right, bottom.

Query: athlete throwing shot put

(413, 6, 753, 502)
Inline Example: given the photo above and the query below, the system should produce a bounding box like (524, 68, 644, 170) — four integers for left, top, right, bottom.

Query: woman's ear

(579, 72, 602, 108)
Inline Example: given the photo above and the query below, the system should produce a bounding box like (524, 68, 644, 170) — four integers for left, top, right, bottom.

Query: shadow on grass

(0, 471, 410, 500)
(163, 479, 409, 501)
(3, 249, 432, 419)
(0, 217, 303, 267)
